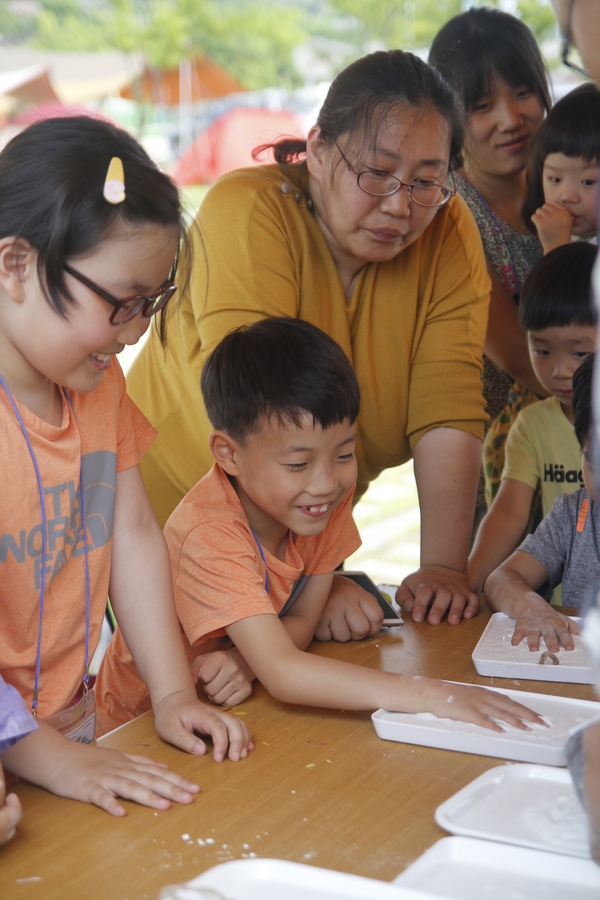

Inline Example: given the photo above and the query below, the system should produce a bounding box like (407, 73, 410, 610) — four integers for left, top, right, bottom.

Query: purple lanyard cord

(0, 374, 91, 715)
(250, 527, 269, 594)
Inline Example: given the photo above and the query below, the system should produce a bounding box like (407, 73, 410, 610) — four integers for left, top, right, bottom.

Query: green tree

(0, 0, 34, 41)
(32, 0, 111, 50)
(31, 0, 307, 89)
(517, 0, 556, 43)
(329, 0, 555, 52)
(329, 0, 463, 51)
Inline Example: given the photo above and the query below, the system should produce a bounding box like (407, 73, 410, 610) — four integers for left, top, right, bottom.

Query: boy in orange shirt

(97, 319, 541, 732)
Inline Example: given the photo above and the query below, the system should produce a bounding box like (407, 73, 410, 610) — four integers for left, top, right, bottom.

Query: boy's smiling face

(527, 324, 596, 420)
(211, 413, 358, 558)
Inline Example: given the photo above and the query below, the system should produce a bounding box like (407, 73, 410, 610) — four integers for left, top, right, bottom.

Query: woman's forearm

(413, 428, 481, 572)
(485, 268, 548, 395)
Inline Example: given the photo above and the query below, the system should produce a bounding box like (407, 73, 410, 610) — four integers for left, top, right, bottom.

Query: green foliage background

(1, 0, 558, 90)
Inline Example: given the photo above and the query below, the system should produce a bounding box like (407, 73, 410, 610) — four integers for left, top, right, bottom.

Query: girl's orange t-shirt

(0, 359, 155, 718)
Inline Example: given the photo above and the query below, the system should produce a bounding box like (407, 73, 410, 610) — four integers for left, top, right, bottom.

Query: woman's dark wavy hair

(255, 49, 465, 171)
(524, 84, 600, 231)
(201, 317, 360, 443)
(429, 7, 551, 115)
(0, 115, 189, 343)
(518, 242, 597, 332)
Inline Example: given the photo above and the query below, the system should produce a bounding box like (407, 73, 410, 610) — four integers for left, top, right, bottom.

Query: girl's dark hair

(518, 242, 597, 332)
(0, 115, 189, 342)
(258, 49, 465, 171)
(524, 84, 600, 231)
(201, 317, 360, 443)
(572, 353, 594, 450)
(429, 7, 551, 115)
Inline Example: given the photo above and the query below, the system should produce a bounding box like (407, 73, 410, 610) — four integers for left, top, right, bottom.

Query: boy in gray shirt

(485, 355, 597, 653)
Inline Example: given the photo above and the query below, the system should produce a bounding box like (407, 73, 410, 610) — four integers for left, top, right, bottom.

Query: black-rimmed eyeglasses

(63, 263, 177, 325)
(333, 139, 456, 208)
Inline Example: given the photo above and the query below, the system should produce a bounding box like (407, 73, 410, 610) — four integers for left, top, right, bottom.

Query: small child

(470, 242, 597, 596)
(0, 116, 251, 818)
(524, 83, 600, 254)
(98, 318, 542, 734)
(485, 354, 597, 650)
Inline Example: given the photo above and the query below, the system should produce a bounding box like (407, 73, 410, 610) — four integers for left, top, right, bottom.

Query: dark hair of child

(518, 242, 597, 332)
(429, 7, 551, 116)
(524, 84, 600, 231)
(255, 48, 465, 171)
(201, 318, 360, 443)
(572, 353, 594, 450)
(0, 115, 189, 343)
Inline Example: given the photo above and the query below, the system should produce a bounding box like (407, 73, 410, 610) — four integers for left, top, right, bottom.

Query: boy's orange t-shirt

(0, 359, 155, 718)
(96, 463, 361, 734)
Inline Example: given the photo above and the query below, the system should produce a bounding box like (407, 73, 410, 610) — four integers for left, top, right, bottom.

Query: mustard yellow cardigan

(128, 164, 490, 526)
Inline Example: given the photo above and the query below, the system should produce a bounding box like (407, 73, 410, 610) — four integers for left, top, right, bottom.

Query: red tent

(172, 106, 305, 185)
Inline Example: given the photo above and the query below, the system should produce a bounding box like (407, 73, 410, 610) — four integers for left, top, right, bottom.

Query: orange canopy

(120, 55, 244, 106)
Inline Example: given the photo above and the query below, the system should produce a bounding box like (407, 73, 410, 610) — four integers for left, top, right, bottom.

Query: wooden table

(1, 609, 595, 900)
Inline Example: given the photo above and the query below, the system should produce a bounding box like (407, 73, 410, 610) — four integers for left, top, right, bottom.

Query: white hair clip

(103, 157, 126, 204)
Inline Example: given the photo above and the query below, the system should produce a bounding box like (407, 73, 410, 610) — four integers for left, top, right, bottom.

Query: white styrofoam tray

(164, 858, 443, 900)
(472, 612, 593, 683)
(372, 684, 600, 765)
(393, 836, 600, 899)
(435, 763, 589, 857)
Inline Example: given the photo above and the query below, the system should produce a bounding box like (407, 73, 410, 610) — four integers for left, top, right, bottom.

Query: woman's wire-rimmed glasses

(561, 0, 590, 79)
(333, 138, 456, 207)
(63, 263, 177, 325)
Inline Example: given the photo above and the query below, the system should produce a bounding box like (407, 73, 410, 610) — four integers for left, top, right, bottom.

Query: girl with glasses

(0, 116, 251, 824)
(127, 48, 491, 633)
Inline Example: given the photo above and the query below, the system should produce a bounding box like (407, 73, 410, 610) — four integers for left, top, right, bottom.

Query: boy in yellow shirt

(470, 243, 597, 597)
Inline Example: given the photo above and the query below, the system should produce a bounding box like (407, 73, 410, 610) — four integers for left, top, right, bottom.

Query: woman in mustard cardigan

(128, 49, 491, 634)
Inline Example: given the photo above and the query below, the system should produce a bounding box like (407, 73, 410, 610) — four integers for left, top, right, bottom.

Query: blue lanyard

(0, 375, 91, 715)
(250, 527, 269, 594)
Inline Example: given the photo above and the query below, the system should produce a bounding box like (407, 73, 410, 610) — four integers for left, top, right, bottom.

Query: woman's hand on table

(512, 603, 580, 652)
(397, 566, 479, 625)
(191, 650, 253, 707)
(314, 574, 384, 641)
(153, 688, 253, 762)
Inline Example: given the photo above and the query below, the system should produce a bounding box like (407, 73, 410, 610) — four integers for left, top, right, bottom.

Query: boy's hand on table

(153, 688, 253, 762)
(397, 566, 479, 625)
(314, 575, 384, 641)
(512, 603, 581, 652)
(191, 650, 253, 706)
(531, 201, 573, 253)
(423, 680, 546, 733)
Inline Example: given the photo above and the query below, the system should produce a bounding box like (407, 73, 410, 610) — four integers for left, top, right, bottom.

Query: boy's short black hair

(518, 243, 597, 332)
(201, 318, 360, 442)
(573, 353, 594, 450)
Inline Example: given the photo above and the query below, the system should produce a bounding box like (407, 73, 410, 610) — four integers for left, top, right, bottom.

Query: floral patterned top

(455, 173, 543, 506)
